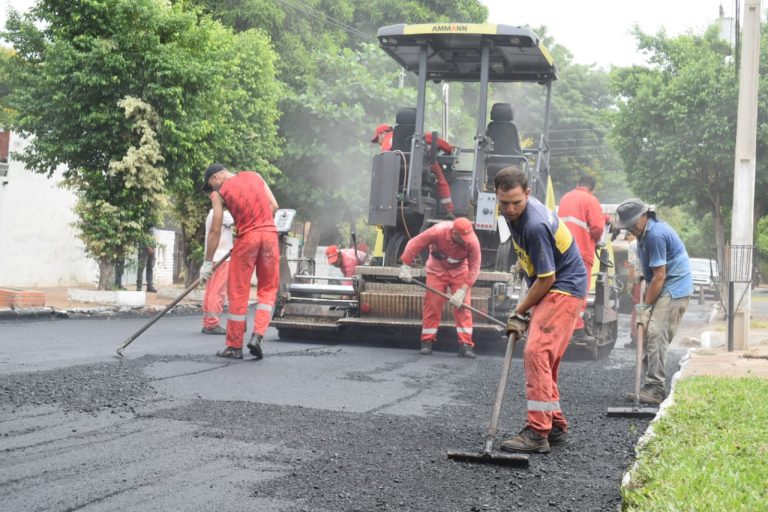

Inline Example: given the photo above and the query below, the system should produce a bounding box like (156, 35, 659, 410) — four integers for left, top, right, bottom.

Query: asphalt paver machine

(272, 23, 618, 357)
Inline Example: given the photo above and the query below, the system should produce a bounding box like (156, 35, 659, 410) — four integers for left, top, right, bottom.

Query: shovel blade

(606, 406, 657, 418)
(447, 449, 529, 468)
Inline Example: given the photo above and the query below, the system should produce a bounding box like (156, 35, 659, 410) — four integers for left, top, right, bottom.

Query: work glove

(506, 311, 530, 337)
(635, 303, 652, 330)
(399, 264, 413, 282)
(449, 287, 467, 308)
(200, 261, 213, 282)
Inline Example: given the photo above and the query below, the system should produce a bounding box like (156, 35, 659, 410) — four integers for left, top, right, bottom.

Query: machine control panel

(474, 192, 498, 231)
(274, 209, 296, 234)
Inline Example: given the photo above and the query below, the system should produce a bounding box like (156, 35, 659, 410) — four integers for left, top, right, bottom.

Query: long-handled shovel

(115, 250, 231, 357)
(606, 323, 657, 418)
(447, 331, 529, 467)
(406, 279, 529, 467)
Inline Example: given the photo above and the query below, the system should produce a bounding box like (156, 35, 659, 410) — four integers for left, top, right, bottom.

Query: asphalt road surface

(0, 307, 699, 512)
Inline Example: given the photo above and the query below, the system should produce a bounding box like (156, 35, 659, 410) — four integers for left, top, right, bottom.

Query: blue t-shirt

(638, 218, 693, 298)
(507, 197, 588, 298)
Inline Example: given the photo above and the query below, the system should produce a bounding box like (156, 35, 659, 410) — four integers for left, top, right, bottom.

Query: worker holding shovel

(494, 166, 588, 454)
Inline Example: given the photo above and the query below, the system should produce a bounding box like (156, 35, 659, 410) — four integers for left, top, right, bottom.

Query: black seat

(486, 103, 522, 155)
(391, 107, 416, 152)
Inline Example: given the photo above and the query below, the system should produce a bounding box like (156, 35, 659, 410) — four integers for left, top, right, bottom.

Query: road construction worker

(371, 124, 455, 216)
(325, 245, 367, 279)
(557, 175, 605, 338)
(200, 208, 234, 335)
(495, 166, 587, 453)
(615, 198, 692, 405)
(398, 217, 481, 359)
(370, 123, 393, 151)
(201, 163, 279, 360)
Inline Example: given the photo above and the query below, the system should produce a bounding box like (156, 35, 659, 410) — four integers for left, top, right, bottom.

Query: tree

(491, 27, 629, 202)
(611, 25, 768, 250)
(3, 0, 282, 287)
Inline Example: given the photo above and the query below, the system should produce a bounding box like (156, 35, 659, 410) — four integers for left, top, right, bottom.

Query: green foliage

(492, 27, 628, 201)
(756, 216, 768, 257)
(610, 24, 768, 249)
(623, 376, 768, 510)
(3, 0, 282, 285)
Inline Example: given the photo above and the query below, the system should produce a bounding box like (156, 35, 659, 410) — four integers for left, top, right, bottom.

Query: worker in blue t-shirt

(494, 166, 588, 454)
(615, 198, 692, 405)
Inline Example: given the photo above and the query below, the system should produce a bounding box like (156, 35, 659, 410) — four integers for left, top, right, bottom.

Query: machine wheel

(384, 231, 408, 267)
(495, 240, 512, 272)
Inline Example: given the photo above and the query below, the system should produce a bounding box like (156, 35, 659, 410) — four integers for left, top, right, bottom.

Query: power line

(274, 0, 374, 42)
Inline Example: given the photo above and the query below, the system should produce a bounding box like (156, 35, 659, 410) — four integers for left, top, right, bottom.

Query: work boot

(457, 344, 477, 359)
(500, 427, 551, 454)
(623, 387, 664, 405)
(145, 284, 157, 293)
(136, 284, 143, 291)
(201, 325, 226, 335)
(420, 342, 433, 355)
(215, 347, 243, 359)
(548, 425, 568, 446)
(247, 333, 264, 360)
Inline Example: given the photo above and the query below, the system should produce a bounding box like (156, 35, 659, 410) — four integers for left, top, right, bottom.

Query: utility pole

(730, 0, 761, 350)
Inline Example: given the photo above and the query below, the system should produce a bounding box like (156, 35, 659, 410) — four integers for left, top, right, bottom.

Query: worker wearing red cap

(398, 217, 481, 358)
(371, 124, 455, 216)
(201, 163, 279, 360)
(558, 175, 605, 339)
(371, 123, 393, 151)
(326, 245, 367, 283)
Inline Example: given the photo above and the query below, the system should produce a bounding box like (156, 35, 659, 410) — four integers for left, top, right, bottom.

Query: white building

(0, 133, 174, 288)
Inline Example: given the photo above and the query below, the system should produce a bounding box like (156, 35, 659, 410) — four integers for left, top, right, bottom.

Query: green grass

(622, 377, 768, 511)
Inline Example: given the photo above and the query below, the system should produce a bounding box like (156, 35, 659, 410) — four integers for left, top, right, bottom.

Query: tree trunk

(98, 258, 115, 291)
(182, 222, 206, 287)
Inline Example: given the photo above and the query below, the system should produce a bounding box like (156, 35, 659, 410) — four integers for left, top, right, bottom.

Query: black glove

(506, 312, 530, 337)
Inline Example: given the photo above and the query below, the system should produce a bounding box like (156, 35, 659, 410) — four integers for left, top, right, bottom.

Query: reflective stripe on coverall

(524, 292, 582, 435)
(202, 261, 230, 329)
(226, 231, 279, 349)
(558, 186, 605, 330)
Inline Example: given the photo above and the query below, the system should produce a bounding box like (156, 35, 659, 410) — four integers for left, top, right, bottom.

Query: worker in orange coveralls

(200, 207, 235, 335)
(495, 166, 587, 454)
(326, 245, 367, 280)
(398, 217, 481, 359)
(557, 175, 605, 339)
(371, 124, 455, 217)
(201, 163, 279, 360)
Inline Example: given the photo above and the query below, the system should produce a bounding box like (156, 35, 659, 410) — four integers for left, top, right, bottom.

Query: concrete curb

(619, 345, 697, 492)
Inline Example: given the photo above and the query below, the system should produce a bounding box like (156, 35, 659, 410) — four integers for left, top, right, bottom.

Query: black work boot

(500, 427, 551, 454)
(216, 347, 243, 359)
(247, 333, 264, 360)
(145, 283, 157, 293)
(548, 425, 569, 446)
(457, 344, 477, 359)
(420, 342, 433, 355)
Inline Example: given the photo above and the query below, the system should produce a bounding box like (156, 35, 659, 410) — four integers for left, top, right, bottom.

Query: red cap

(325, 245, 340, 264)
(370, 123, 392, 143)
(452, 217, 475, 244)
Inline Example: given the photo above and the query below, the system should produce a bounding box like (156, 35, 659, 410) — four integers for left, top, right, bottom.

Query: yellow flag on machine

(546, 175, 556, 210)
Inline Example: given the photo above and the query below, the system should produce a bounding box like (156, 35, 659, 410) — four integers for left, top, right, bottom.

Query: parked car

(689, 257, 719, 298)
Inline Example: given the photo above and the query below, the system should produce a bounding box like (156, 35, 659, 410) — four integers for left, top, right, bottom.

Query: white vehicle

(689, 257, 719, 297)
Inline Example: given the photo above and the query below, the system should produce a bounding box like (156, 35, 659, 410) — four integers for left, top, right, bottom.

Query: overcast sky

(483, 0, 748, 68)
(0, 0, 755, 69)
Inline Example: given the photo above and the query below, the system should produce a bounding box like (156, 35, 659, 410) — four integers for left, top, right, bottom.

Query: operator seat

(486, 103, 522, 155)
(391, 107, 417, 153)
(486, 103, 524, 186)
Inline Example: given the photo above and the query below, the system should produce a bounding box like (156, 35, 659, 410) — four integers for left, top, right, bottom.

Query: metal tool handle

(483, 333, 517, 454)
(409, 278, 506, 328)
(116, 250, 232, 356)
